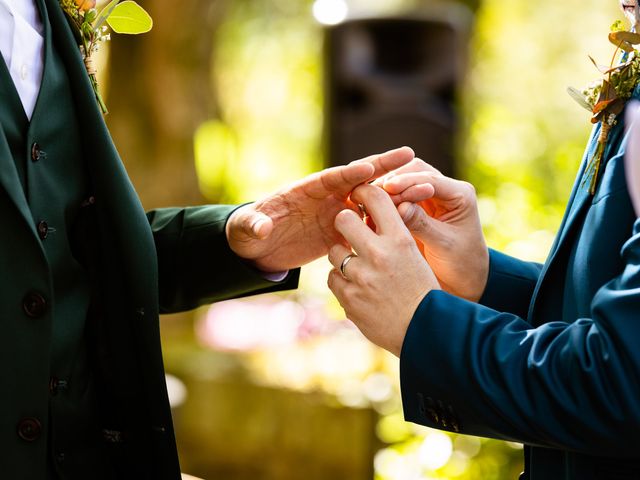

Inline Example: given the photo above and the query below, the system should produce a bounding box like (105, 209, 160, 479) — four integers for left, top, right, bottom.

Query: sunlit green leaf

(106, 1, 153, 34)
(611, 20, 626, 32)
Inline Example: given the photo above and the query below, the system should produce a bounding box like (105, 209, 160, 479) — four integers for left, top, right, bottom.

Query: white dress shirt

(0, 0, 44, 120)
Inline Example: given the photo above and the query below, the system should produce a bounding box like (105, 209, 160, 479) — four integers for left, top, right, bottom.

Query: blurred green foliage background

(104, 0, 623, 478)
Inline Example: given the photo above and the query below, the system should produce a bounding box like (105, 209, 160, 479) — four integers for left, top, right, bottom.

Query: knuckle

(327, 269, 339, 289)
(410, 157, 426, 169)
(460, 181, 476, 197)
(370, 187, 385, 201)
(405, 159, 424, 173)
(368, 245, 385, 263)
(334, 209, 352, 227)
(397, 234, 415, 250)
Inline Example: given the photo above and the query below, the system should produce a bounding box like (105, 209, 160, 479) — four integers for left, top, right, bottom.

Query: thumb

(230, 207, 274, 241)
(246, 211, 274, 239)
(397, 202, 438, 244)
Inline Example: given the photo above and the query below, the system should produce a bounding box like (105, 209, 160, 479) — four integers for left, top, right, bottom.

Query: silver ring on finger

(340, 253, 357, 279)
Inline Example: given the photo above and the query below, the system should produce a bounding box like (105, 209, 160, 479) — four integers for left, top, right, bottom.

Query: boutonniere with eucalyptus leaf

(568, 20, 640, 194)
(59, 0, 153, 114)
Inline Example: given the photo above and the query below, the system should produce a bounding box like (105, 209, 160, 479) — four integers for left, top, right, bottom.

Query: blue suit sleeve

(478, 249, 542, 319)
(400, 220, 640, 456)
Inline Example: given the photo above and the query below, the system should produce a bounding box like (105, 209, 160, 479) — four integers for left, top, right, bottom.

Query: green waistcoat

(0, 0, 115, 478)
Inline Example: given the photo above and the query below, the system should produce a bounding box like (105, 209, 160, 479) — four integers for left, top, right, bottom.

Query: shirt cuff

(259, 270, 290, 282)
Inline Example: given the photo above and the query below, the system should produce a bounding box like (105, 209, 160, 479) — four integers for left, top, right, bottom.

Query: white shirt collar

(0, 0, 45, 120)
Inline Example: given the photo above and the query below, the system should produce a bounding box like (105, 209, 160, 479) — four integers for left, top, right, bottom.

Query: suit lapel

(526, 126, 597, 321)
(0, 124, 34, 234)
(46, 0, 159, 302)
(44, 0, 103, 127)
(0, 60, 30, 227)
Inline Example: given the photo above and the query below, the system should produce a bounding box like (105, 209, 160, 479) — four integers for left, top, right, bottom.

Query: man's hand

(327, 184, 440, 357)
(225, 147, 415, 272)
(381, 159, 489, 302)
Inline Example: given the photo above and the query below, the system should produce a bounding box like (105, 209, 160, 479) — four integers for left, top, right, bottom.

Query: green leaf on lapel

(95, 0, 120, 30)
(106, 1, 153, 34)
(567, 87, 593, 111)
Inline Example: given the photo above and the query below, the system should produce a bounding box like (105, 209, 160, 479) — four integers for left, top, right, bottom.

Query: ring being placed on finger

(357, 203, 368, 219)
(340, 253, 357, 279)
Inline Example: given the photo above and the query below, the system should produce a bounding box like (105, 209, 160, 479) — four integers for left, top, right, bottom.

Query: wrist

(469, 247, 490, 302)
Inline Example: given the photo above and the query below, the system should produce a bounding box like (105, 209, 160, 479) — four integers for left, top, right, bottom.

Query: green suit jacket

(0, 0, 298, 478)
(400, 90, 640, 477)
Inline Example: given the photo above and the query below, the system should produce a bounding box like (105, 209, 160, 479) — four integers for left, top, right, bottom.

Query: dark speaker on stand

(324, 15, 467, 176)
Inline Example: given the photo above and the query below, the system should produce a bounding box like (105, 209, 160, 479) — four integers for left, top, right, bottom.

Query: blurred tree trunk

(106, 0, 228, 209)
(105, 0, 229, 339)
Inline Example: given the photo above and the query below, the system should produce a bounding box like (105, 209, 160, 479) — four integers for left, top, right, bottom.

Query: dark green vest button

(22, 292, 47, 318)
(49, 377, 68, 396)
(31, 142, 46, 162)
(37, 220, 49, 240)
(17, 417, 42, 442)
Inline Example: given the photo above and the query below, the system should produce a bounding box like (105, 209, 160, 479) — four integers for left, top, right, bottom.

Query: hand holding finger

(326, 228, 439, 356)
(334, 209, 377, 255)
(349, 184, 408, 236)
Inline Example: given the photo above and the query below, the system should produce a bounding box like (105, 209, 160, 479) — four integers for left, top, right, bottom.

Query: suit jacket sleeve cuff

(478, 248, 543, 319)
(149, 204, 299, 313)
(399, 289, 534, 443)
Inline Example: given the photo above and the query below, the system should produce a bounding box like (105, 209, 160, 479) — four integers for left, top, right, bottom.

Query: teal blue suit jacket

(400, 95, 640, 479)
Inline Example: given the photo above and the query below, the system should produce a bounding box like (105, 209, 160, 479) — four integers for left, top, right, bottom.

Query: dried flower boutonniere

(59, 0, 153, 114)
(568, 20, 640, 194)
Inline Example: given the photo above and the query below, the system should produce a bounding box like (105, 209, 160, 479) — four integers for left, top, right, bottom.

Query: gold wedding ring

(357, 203, 368, 219)
(340, 253, 357, 279)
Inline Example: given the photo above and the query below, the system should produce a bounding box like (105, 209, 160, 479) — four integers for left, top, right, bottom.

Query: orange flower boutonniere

(59, 0, 153, 114)
(568, 20, 640, 194)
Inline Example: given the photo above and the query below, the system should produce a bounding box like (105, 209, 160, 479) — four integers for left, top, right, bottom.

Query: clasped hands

(226, 148, 489, 357)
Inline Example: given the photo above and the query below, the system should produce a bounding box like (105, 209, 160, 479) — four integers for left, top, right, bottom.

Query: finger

(364, 214, 377, 232)
(397, 202, 439, 244)
(383, 171, 439, 195)
(334, 209, 379, 255)
(385, 172, 469, 203)
(353, 146, 415, 181)
(317, 147, 415, 199)
(327, 268, 352, 307)
(349, 184, 407, 236)
(306, 162, 376, 198)
(328, 244, 354, 270)
(377, 157, 441, 182)
(389, 184, 435, 205)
